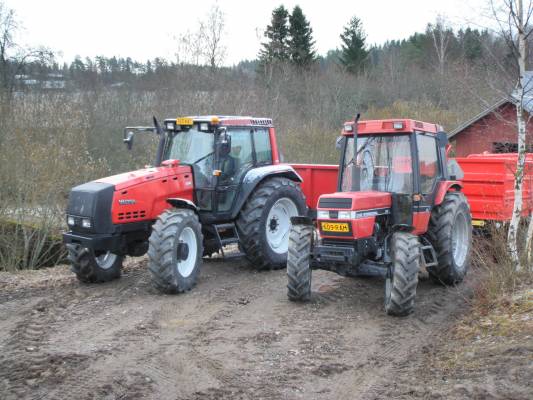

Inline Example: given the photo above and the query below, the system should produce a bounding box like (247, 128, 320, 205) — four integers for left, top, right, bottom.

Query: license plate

(176, 117, 193, 125)
(321, 222, 350, 232)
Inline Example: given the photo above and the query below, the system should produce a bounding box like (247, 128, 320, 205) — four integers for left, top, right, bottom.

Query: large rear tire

(384, 232, 420, 317)
(287, 222, 313, 301)
(236, 177, 306, 270)
(426, 192, 472, 285)
(67, 244, 123, 283)
(148, 209, 203, 294)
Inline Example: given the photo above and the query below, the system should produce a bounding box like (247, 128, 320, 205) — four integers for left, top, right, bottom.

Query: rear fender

(231, 165, 303, 219)
(434, 181, 462, 206)
(166, 198, 199, 214)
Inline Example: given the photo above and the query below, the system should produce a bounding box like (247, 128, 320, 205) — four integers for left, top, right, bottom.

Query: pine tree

(339, 16, 368, 73)
(258, 5, 290, 63)
(288, 6, 316, 67)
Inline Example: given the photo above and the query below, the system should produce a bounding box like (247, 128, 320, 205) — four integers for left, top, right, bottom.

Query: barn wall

(451, 102, 533, 157)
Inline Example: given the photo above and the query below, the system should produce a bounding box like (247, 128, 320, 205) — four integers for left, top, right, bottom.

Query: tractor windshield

(341, 134, 413, 193)
(165, 128, 215, 191)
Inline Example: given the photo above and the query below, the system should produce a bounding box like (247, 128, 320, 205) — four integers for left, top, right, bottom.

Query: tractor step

(213, 223, 244, 258)
(420, 238, 438, 268)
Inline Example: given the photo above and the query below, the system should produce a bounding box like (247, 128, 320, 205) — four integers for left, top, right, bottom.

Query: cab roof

(341, 119, 443, 136)
(165, 115, 273, 128)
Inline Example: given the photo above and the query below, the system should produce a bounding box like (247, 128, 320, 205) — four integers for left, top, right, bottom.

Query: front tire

(237, 177, 306, 270)
(384, 232, 420, 316)
(287, 222, 313, 301)
(426, 192, 472, 285)
(67, 244, 123, 283)
(148, 209, 203, 294)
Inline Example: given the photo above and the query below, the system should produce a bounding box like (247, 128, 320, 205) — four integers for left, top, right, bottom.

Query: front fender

(230, 165, 303, 219)
(167, 198, 199, 213)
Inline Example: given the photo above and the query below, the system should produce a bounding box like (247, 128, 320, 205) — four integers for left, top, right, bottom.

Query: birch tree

(491, 0, 533, 270)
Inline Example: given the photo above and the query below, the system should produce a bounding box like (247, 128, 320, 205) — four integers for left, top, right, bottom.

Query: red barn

(449, 98, 533, 157)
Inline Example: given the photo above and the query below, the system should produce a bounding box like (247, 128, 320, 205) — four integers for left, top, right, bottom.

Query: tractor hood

(96, 164, 192, 191)
(317, 191, 392, 211)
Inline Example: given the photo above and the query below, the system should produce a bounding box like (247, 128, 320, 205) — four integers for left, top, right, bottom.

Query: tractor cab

(160, 116, 276, 219)
(318, 119, 449, 238)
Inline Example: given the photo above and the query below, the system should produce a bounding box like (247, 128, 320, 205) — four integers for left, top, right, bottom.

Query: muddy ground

(0, 255, 531, 400)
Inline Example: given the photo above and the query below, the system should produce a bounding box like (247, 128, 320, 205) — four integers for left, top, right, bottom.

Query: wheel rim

(451, 212, 469, 269)
(95, 251, 118, 270)
(177, 227, 198, 277)
(266, 197, 299, 254)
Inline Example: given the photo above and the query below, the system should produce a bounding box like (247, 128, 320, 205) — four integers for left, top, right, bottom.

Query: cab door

(413, 132, 441, 233)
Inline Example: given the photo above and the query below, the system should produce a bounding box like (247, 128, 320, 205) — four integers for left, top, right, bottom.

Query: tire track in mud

(0, 294, 91, 400)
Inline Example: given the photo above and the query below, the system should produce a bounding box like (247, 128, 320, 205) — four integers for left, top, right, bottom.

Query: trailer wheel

(67, 244, 123, 283)
(148, 209, 203, 294)
(237, 177, 306, 270)
(427, 192, 472, 285)
(287, 222, 313, 301)
(384, 232, 420, 316)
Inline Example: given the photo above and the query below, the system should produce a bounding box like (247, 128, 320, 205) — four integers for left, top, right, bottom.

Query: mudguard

(230, 165, 303, 219)
(167, 198, 199, 213)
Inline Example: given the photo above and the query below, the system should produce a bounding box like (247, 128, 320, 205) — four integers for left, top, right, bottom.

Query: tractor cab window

(417, 133, 439, 194)
(218, 128, 254, 185)
(254, 129, 272, 164)
(341, 135, 413, 194)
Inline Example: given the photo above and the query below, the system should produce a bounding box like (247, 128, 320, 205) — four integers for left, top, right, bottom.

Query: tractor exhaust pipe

(153, 116, 166, 167)
(352, 113, 361, 192)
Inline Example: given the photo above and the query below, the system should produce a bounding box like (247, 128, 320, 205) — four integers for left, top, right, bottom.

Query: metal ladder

(213, 223, 244, 258)
(420, 237, 438, 269)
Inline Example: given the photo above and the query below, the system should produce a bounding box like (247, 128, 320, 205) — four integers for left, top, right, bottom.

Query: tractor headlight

(67, 216, 75, 226)
(338, 211, 352, 219)
(317, 210, 329, 219)
(81, 218, 92, 229)
(166, 121, 175, 131)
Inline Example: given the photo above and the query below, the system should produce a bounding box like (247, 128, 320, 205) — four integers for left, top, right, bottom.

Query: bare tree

(0, 1, 53, 97)
(175, 4, 226, 68)
(429, 16, 454, 75)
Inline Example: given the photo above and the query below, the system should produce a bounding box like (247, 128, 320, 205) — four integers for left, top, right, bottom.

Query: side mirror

(336, 136, 345, 151)
(123, 131, 135, 150)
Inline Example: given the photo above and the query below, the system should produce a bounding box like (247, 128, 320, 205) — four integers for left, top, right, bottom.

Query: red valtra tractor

(63, 116, 307, 292)
(287, 116, 473, 316)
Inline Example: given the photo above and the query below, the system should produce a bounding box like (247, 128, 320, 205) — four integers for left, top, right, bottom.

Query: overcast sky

(5, 0, 489, 66)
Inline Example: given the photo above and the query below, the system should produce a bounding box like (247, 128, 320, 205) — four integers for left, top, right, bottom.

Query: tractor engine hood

(317, 191, 392, 212)
(96, 164, 190, 191)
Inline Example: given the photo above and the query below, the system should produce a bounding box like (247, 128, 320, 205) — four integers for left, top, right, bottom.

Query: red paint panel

(412, 211, 431, 234)
(342, 119, 441, 136)
(456, 154, 533, 221)
(317, 191, 392, 211)
(269, 127, 280, 164)
(107, 165, 194, 224)
(434, 181, 463, 206)
(290, 164, 339, 209)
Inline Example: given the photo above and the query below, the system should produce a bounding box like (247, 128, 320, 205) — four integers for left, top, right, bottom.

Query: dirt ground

(0, 255, 531, 400)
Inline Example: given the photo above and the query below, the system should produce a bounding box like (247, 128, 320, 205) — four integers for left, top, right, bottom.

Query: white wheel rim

(451, 212, 469, 269)
(95, 251, 117, 270)
(266, 198, 298, 254)
(177, 227, 198, 277)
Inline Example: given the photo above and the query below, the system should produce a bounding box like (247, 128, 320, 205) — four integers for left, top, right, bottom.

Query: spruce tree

(288, 6, 316, 67)
(258, 5, 290, 63)
(339, 16, 368, 73)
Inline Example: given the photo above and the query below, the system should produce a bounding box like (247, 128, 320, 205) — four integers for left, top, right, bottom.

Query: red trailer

(456, 153, 533, 225)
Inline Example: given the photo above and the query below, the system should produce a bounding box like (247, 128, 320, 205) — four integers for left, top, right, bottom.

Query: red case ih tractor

(63, 116, 306, 292)
(286, 117, 473, 316)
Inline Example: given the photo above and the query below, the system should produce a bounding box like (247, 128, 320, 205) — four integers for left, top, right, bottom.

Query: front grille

(118, 210, 147, 221)
(318, 197, 352, 209)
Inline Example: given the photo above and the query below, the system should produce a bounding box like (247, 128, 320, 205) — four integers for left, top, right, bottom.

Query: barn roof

(449, 71, 533, 138)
